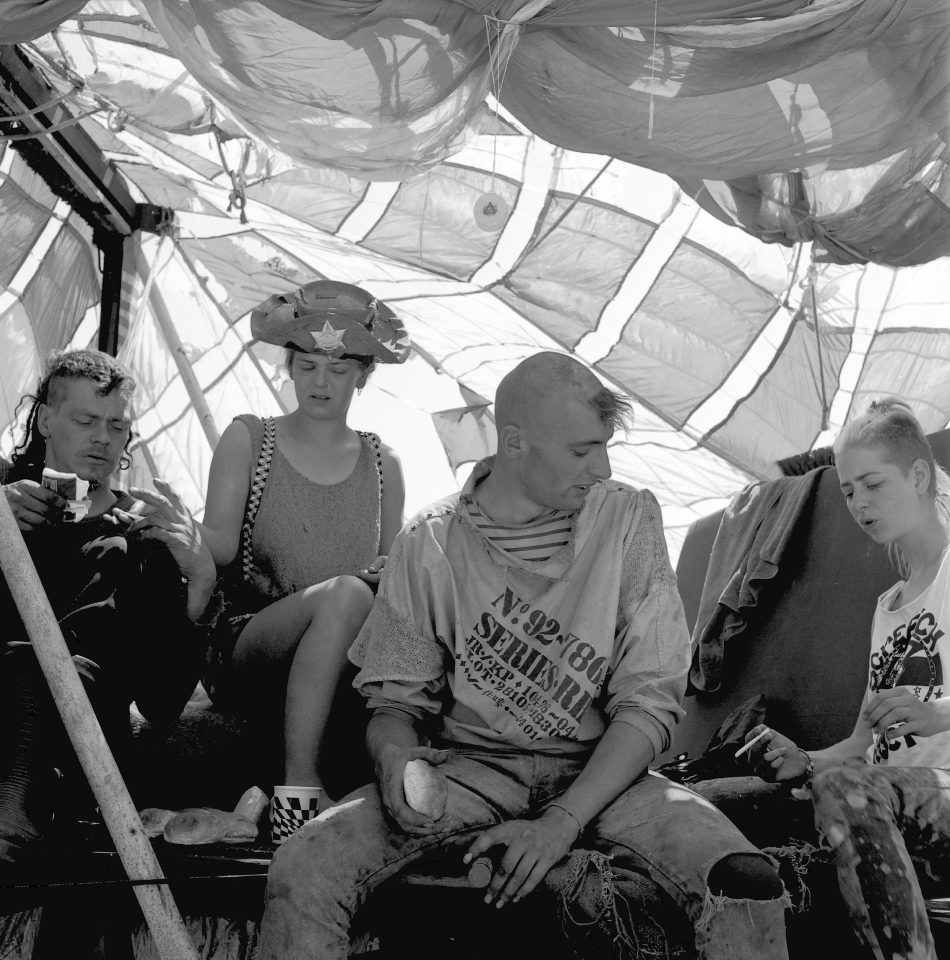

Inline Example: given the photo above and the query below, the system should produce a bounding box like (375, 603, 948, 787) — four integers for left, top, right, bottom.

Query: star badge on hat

(250, 280, 410, 364)
(310, 321, 347, 354)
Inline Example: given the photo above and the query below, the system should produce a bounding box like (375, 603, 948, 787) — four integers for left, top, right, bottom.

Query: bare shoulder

(377, 440, 402, 470)
(212, 418, 254, 471)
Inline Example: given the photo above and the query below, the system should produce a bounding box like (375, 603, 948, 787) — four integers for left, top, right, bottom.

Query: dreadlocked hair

(834, 396, 950, 576)
(9, 349, 137, 483)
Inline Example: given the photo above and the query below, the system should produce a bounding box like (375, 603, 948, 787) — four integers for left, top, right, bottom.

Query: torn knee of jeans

(697, 886, 793, 934)
(707, 853, 785, 900)
(552, 849, 668, 958)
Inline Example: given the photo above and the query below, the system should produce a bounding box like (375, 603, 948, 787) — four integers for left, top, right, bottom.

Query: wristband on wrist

(794, 748, 815, 785)
(544, 801, 583, 840)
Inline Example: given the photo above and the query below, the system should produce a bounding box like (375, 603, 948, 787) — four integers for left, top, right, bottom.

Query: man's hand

(862, 689, 950, 740)
(4, 480, 65, 531)
(374, 743, 450, 835)
(122, 478, 216, 620)
(124, 479, 211, 582)
(463, 806, 580, 908)
(741, 724, 810, 784)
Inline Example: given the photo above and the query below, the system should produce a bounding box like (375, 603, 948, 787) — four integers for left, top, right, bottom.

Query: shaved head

(495, 352, 630, 437)
(476, 353, 629, 520)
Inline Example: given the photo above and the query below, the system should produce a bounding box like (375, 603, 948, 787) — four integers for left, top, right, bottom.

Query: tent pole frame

(97, 229, 124, 356)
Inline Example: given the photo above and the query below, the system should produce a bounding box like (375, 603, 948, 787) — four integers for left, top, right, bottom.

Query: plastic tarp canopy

(1, 0, 950, 561)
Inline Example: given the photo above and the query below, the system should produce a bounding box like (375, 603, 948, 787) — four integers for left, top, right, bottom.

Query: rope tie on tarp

(210, 107, 251, 224)
(0, 54, 94, 143)
(0, 87, 75, 123)
(0, 107, 104, 142)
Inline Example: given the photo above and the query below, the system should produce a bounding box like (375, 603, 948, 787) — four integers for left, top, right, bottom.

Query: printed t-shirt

(350, 459, 690, 760)
(866, 546, 950, 768)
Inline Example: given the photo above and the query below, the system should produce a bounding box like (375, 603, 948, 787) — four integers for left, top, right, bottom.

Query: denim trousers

(258, 743, 788, 959)
(812, 763, 950, 960)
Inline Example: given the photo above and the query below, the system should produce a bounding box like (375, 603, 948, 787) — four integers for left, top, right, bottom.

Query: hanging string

(804, 257, 830, 431)
(418, 173, 431, 271)
(482, 13, 518, 195)
(210, 105, 251, 225)
(780, 242, 806, 312)
(473, 13, 520, 231)
(647, 0, 659, 140)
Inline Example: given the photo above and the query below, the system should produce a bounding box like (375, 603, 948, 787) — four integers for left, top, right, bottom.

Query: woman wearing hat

(198, 281, 409, 843)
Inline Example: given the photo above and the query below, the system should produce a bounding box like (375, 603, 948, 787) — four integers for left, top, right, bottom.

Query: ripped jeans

(258, 743, 788, 960)
(812, 763, 950, 960)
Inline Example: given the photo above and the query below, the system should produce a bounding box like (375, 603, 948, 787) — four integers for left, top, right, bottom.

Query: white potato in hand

(403, 759, 448, 819)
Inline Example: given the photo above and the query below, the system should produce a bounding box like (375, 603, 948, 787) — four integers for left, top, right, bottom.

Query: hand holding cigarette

(734, 726, 772, 758)
(736, 724, 809, 784)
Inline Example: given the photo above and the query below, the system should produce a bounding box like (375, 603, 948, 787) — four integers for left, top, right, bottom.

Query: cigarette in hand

(734, 727, 771, 759)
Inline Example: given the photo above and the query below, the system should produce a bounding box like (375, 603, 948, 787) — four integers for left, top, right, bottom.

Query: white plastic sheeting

(2, 3, 950, 562)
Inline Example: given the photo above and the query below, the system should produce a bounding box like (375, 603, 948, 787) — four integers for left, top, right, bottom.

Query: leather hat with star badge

(250, 281, 410, 363)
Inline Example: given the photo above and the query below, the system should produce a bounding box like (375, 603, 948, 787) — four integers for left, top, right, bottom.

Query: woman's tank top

(237, 414, 381, 599)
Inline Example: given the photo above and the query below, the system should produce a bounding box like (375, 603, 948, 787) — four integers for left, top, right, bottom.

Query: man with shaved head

(260, 352, 789, 959)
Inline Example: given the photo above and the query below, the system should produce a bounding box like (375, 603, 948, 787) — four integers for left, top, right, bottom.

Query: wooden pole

(136, 244, 220, 451)
(0, 494, 199, 960)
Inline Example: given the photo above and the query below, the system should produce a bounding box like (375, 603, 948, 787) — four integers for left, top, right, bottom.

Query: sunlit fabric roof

(2, 1, 950, 561)
(10, 0, 944, 264)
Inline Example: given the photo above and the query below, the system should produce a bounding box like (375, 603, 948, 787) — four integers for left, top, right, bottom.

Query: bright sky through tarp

(2, 1, 950, 562)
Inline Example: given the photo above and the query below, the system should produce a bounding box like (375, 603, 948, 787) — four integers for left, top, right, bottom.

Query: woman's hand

(463, 806, 579, 908)
(863, 689, 950, 739)
(357, 555, 387, 587)
(740, 724, 810, 784)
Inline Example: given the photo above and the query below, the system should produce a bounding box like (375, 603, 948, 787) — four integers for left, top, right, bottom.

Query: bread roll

(138, 807, 177, 838)
(162, 807, 259, 845)
(232, 786, 268, 823)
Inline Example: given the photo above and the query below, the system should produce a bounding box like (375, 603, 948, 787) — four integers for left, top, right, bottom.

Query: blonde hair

(834, 397, 950, 574)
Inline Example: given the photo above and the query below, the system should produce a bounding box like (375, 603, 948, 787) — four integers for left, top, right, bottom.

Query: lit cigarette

(734, 727, 771, 759)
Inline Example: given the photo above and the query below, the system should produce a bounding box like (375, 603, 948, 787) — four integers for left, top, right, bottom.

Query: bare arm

(812, 703, 875, 770)
(751, 682, 950, 783)
(199, 420, 253, 566)
(743, 696, 873, 783)
(542, 720, 653, 827)
(464, 721, 653, 908)
(366, 710, 449, 835)
(357, 443, 405, 584)
(378, 443, 405, 554)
